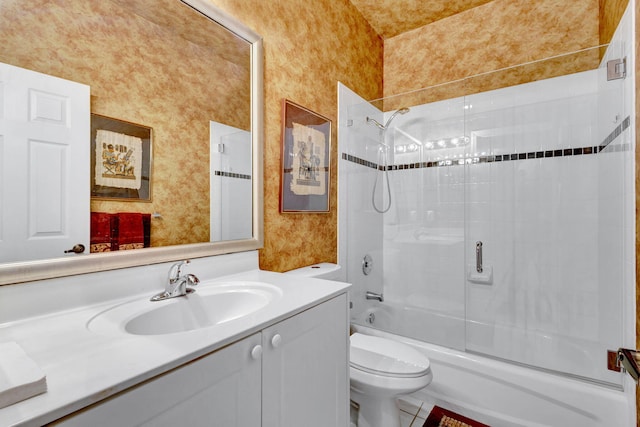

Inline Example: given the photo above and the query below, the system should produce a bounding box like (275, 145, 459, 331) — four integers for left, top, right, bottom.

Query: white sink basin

(87, 281, 282, 336)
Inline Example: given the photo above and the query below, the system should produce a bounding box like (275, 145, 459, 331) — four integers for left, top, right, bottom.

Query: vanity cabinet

(51, 333, 263, 426)
(50, 294, 348, 427)
(262, 294, 349, 427)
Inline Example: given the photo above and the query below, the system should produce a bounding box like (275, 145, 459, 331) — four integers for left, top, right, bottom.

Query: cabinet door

(52, 333, 262, 427)
(262, 294, 349, 427)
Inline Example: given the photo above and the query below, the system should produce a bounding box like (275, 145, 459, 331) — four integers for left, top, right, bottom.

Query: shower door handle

(476, 241, 483, 273)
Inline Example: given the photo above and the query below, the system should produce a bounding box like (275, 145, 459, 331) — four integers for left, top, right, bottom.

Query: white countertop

(0, 268, 350, 427)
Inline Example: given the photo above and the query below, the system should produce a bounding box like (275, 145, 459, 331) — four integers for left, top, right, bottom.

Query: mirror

(0, 0, 263, 285)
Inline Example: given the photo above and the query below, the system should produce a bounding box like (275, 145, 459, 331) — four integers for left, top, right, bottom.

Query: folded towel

(90, 212, 116, 253)
(0, 342, 47, 409)
(90, 212, 151, 252)
(116, 212, 144, 250)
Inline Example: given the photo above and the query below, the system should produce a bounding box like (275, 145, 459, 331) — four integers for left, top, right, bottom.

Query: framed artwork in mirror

(280, 99, 331, 213)
(90, 114, 152, 201)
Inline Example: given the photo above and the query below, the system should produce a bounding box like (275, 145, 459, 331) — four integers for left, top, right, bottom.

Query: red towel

(116, 213, 145, 251)
(90, 212, 114, 253)
(90, 212, 151, 251)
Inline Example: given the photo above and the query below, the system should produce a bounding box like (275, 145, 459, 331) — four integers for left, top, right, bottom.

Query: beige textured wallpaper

(347, 0, 493, 39)
(384, 0, 600, 99)
(209, 0, 384, 272)
(600, 0, 631, 44)
(0, 0, 251, 248)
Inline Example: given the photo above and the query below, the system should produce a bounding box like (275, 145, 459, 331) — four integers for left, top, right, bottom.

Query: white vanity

(0, 251, 350, 426)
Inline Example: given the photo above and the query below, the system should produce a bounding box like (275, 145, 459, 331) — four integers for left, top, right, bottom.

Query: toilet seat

(350, 333, 430, 378)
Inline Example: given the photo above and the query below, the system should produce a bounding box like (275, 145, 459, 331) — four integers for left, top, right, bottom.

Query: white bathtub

(351, 322, 635, 427)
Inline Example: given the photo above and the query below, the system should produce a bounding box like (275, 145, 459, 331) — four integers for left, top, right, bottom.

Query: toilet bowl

(284, 263, 433, 427)
(350, 333, 432, 427)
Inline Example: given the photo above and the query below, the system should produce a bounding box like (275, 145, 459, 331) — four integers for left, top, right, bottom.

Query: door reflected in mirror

(0, 62, 90, 263)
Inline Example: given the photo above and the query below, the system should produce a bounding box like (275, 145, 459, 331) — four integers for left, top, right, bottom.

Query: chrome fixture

(617, 348, 639, 382)
(366, 107, 410, 131)
(366, 107, 410, 213)
(151, 259, 200, 301)
(607, 57, 626, 81)
(476, 241, 483, 273)
(362, 254, 373, 276)
(366, 116, 386, 130)
(367, 312, 376, 324)
(366, 291, 384, 302)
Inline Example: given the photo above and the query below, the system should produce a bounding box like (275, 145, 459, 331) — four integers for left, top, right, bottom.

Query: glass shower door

(463, 52, 629, 385)
(381, 92, 468, 351)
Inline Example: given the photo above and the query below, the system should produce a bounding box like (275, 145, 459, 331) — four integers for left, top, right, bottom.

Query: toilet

(349, 332, 432, 427)
(285, 263, 433, 427)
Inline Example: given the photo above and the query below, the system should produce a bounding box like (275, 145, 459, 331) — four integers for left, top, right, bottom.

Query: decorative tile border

(341, 154, 380, 170)
(601, 116, 631, 148)
(214, 170, 251, 180)
(342, 116, 631, 171)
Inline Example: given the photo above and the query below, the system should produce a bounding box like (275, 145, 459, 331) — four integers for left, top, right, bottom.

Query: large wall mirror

(0, 0, 263, 285)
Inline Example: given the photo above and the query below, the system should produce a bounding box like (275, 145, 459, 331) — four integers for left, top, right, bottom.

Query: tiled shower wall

(210, 124, 252, 242)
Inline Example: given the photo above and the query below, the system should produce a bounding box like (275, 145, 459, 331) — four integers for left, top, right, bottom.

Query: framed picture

(90, 114, 152, 201)
(280, 100, 331, 213)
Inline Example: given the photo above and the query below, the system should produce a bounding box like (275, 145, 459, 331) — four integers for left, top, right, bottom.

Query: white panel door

(262, 295, 350, 427)
(0, 62, 90, 262)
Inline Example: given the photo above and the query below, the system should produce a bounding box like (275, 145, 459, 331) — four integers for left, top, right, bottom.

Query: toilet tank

(284, 263, 342, 280)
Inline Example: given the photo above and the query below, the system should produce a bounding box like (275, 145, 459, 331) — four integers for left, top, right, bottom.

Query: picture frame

(280, 99, 331, 213)
(90, 114, 152, 202)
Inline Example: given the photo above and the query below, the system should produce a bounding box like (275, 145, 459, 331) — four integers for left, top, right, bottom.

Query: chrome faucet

(150, 260, 200, 302)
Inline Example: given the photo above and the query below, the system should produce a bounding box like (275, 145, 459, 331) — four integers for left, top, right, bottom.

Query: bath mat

(423, 406, 490, 427)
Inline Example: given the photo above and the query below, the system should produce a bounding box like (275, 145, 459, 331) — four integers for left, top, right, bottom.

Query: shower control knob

(362, 254, 373, 276)
(250, 345, 262, 360)
(271, 334, 282, 348)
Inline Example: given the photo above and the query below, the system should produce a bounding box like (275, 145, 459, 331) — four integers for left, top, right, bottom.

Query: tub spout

(366, 291, 384, 302)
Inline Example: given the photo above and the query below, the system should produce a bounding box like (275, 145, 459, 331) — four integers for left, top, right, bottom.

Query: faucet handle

(185, 273, 199, 287)
(182, 273, 199, 296)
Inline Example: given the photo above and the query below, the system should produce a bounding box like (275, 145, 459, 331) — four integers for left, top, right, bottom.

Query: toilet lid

(350, 333, 431, 378)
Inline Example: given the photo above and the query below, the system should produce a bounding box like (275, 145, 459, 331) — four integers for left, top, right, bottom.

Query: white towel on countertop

(0, 342, 47, 409)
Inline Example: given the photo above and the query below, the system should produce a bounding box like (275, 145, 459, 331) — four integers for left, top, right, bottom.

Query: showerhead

(366, 107, 410, 130)
(384, 107, 409, 128)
